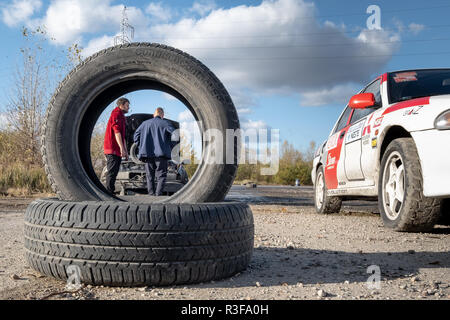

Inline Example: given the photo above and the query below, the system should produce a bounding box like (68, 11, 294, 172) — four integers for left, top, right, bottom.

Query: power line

(176, 37, 450, 50)
(201, 50, 450, 61)
(147, 23, 450, 41)
(170, 4, 450, 25)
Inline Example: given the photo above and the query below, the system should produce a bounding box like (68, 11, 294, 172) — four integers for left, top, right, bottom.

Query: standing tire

(24, 199, 254, 287)
(314, 165, 342, 214)
(42, 43, 239, 203)
(378, 138, 441, 232)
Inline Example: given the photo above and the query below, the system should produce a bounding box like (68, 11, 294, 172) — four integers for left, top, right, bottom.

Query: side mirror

(349, 93, 376, 109)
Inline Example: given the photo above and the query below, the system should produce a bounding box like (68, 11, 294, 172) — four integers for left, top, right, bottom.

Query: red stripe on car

(382, 97, 430, 116)
(324, 130, 345, 190)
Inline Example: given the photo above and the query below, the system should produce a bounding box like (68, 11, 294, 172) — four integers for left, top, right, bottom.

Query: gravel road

(0, 186, 448, 300)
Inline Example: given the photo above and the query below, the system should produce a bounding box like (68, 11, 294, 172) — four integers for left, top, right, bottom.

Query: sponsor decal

(346, 121, 364, 144)
(382, 97, 430, 116)
(362, 135, 370, 145)
(403, 105, 423, 116)
(371, 137, 378, 148)
(326, 132, 339, 151)
(328, 189, 348, 196)
(362, 125, 371, 136)
(327, 153, 336, 169)
(393, 72, 418, 83)
(373, 117, 384, 128)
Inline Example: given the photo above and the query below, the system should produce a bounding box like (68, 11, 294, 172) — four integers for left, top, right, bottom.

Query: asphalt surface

(227, 185, 379, 212)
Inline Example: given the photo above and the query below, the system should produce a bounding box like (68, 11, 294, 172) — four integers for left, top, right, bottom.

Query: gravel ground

(0, 187, 449, 300)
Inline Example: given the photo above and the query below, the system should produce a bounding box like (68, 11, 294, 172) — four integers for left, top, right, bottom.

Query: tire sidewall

(314, 166, 326, 213)
(43, 44, 239, 202)
(378, 140, 412, 229)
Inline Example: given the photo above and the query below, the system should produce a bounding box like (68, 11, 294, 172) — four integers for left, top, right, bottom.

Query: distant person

(134, 107, 175, 196)
(103, 97, 130, 194)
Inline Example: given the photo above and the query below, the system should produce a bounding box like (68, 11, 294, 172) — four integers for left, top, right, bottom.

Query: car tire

(314, 165, 342, 214)
(129, 143, 145, 165)
(378, 138, 441, 232)
(24, 199, 254, 287)
(41, 43, 239, 203)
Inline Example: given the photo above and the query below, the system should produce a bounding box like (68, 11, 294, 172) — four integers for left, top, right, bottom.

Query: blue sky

(1, 0, 450, 153)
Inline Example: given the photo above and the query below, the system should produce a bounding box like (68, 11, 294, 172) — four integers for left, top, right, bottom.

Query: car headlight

(435, 110, 450, 130)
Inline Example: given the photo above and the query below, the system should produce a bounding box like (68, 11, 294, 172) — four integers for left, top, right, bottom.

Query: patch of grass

(0, 164, 52, 196)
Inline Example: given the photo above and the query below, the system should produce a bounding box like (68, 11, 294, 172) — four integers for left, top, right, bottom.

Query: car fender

(311, 141, 326, 186)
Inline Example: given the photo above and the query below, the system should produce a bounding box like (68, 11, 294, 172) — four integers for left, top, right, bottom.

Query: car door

(324, 106, 353, 190)
(343, 79, 381, 182)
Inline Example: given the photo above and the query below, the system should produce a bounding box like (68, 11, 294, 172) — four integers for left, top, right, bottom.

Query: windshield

(388, 69, 450, 104)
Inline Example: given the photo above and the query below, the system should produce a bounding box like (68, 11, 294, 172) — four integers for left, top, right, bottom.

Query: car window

(388, 69, 450, 104)
(364, 79, 382, 104)
(334, 106, 352, 133)
(350, 106, 375, 125)
(349, 79, 381, 125)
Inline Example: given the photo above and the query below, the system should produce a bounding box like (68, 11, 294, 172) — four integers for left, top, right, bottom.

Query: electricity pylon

(114, 6, 135, 45)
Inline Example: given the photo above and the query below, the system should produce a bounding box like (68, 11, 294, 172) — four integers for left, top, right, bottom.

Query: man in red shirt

(103, 97, 130, 194)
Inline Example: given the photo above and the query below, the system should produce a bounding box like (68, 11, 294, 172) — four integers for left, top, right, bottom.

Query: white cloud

(163, 92, 178, 101)
(4, 0, 401, 111)
(237, 107, 252, 115)
(190, 0, 217, 16)
(409, 23, 425, 35)
(31, 0, 147, 45)
(1, 0, 42, 27)
(148, 0, 399, 95)
(178, 109, 195, 122)
(146, 2, 172, 23)
(82, 34, 114, 57)
(300, 83, 360, 107)
(230, 89, 255, 115)
(241, 119, 269, 130)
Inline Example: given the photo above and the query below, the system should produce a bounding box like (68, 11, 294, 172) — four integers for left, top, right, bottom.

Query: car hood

(381, 94, 450, 132)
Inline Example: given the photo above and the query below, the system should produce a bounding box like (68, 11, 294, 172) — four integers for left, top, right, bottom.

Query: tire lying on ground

(24, 199, 254, 287)
(42, 43, 239, 203)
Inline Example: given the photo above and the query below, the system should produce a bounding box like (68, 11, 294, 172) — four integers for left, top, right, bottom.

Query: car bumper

(412, 129, 450, 197)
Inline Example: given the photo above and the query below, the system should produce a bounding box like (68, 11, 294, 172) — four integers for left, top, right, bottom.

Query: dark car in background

(101, 113, 189, 196)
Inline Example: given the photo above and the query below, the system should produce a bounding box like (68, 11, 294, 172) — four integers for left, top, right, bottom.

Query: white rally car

(312, 69, 450, 232)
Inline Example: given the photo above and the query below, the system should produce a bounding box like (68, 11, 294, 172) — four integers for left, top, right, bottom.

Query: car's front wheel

(314, 165, 342, 214)
(378, 138, 441, 232)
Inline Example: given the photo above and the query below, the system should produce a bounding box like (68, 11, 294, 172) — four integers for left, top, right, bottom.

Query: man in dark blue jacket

(133, 108, 175, 196)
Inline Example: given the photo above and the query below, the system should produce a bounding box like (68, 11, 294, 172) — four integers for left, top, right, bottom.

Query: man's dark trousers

(105, 154, 122, 194)
(144, 157, 168, 196)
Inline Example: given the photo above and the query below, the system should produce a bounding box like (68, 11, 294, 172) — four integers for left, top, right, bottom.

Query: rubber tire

(314, 165, 342, 214)
(129, 143, 144, 165)
(24, 199, 254, 287)
(41, 43, 239, 202)
(378, 138, 441, 232)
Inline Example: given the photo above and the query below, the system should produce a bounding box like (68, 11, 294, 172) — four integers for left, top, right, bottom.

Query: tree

(2, 26, 83, 167)
(178, 133, 199, 179)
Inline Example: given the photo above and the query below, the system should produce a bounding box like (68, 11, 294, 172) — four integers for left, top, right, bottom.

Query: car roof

(386, 68, 450, 76)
